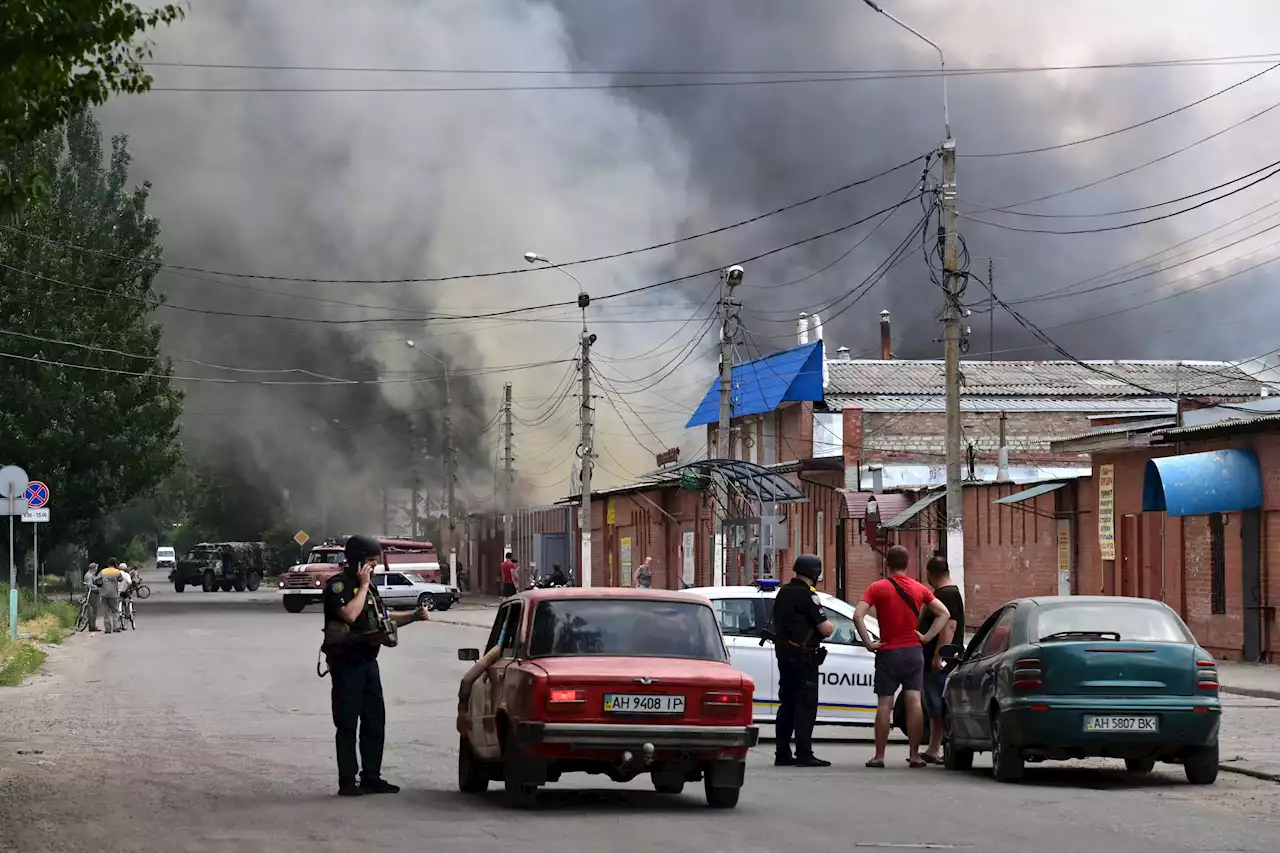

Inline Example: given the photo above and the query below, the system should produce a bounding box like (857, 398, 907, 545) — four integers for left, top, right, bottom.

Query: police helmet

(344, 534, 382, 567)
(793, 553, 823, 582)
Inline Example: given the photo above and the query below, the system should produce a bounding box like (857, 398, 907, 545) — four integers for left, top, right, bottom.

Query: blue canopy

(685, 341, 824, 428)
(1142, 449, 1263, 517)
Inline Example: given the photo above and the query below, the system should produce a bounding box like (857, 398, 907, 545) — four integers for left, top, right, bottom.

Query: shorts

(873, 646, 925, 697)
(922, 651, 946, 717)
(501, 582, 517, 597)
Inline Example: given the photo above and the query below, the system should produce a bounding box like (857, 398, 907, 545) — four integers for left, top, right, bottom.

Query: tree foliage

(0, 111, 183, 550)
(0, 0, 184, 213)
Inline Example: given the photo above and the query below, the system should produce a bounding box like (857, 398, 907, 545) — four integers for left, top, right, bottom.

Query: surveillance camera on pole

(723, 265, 744, 289)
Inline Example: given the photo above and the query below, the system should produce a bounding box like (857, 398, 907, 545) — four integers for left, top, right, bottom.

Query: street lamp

(861, 0, 949, 139)
(405, 340, 457, 588)
(523, 251, 594, 588)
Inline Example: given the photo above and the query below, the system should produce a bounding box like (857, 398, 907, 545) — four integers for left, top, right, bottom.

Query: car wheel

(283, 597, 306, 614)
(220, 581, 233, 592)
(233, 576, 247, 592)
(418, 593, 436, 611)
(502, 733, 538, 808)
(202, 572, 216, 592)
(943, 712, 974, 772)
(436, 599, 452, 612)
(458, 737, 489, 793)
(651, 771, 685, 795)
(246, 572, 262, 592)
(704, 777, 740, 809)
(1184, 743, 1219, 785)
(1125, 758, 1155, 774)
(990, 711, 1024, 783)
(174, 581, 185, 593)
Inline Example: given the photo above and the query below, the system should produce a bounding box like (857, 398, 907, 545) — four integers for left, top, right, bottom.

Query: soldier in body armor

(322, 534, 432, 797)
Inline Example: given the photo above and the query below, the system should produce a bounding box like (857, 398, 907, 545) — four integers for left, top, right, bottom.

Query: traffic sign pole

(8, 482, 16, 638)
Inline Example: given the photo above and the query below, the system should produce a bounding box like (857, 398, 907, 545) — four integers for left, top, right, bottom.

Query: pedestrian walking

(500, 552, 518, 598)
(82, 563, 101, 632)
(98, 560, 124, 634)
(322, 534, 432, 797)
(920, 554, 964, 764)
(633, 556, 653, 589)
(853, 545, 950, 768)
(771, 554, 834, 767)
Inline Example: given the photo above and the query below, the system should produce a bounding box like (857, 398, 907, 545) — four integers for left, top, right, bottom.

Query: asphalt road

(1, 579, 1279, 853)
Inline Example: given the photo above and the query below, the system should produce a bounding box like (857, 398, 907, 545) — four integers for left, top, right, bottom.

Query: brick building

(1052, 405, 1280, 662)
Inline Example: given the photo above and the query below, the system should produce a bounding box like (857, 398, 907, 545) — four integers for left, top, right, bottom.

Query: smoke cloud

(100, 0, 1280, 521)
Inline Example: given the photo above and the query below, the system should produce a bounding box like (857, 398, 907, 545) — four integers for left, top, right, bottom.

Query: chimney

(879, 310, 892, 360)
(811, 312, 828, 388)
(996, 411, 1011, 483)
(797, 312, 809, 345)
(835, 346, 851, 360)
(869, 463, 884, 494)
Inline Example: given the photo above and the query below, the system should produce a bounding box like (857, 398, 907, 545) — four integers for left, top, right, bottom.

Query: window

(385, 573, 411, 586)
(964, 609, 1005, 660)
(373, 575, 387, 588)
(1032, 602, 1192, 643)
(485, 605, 508, 652)
(979, 608, 1018, 657)
(528, 599, 727, 661)
(1210, 513, 1226, 615)
(712, 598, 761, 636)
(499, 604, 523, 658)
(824, 608, 863, 646)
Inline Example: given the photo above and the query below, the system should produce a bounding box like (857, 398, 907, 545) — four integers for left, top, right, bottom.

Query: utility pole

(578, 329, 596, 587)
(988, 257, 995, 363)
(941, 135, 965, 597)
(714, 266, 744, 586)
(444, 382, 457, 590)
(502, 382, 514, 573)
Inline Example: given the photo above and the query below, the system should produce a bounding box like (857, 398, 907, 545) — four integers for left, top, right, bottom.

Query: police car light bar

(755, 578, 780, 590)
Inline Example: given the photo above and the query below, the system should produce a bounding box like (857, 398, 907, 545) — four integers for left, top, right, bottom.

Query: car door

(969, 607, 1018, 743)
(815, 601, 877, 726)
(474, 603, 518, 755)
(711, 595, 775, 721)
(951, 609, 1003, 742)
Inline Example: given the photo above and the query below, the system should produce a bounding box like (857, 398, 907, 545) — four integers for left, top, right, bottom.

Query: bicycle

(74, 592, 94, 633)
(133, 584, 151, 600)
(119, 595, 136, 631)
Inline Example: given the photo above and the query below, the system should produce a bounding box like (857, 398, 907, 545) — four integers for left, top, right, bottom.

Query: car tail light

(1013, 658, 1042, 690)
(1195, 657, 1218, 691)
(704, 692, 743, 706)
(548, 688, 585, 704)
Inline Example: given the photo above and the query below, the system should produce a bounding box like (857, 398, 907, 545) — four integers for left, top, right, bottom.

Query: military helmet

(793, 553, 823, 582)
(344, 534, 382, 567)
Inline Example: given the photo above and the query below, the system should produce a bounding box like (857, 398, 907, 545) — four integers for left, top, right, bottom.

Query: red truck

(277, 537, 443, 613)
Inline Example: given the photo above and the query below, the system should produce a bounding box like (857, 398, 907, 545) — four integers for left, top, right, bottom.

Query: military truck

(170, 542, 269, 593)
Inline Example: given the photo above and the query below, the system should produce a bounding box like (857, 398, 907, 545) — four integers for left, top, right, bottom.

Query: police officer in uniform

(771, 554, 835, 767)
(323, 534, 432, 796)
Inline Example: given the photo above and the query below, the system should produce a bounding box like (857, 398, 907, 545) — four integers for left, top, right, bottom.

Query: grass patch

(0, 635, 47, 686)
(21, 613, 65, 645)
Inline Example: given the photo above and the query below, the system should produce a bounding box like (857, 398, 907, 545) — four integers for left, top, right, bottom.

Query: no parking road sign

(24, 481, 48, 509)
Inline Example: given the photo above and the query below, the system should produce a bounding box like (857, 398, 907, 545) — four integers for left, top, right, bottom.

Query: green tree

(0, 111, 183, 554)
(1, 1, 183, 213)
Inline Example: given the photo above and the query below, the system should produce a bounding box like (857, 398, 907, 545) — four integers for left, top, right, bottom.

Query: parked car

(156, 546, 176, 572)
(456, 587, 759, 809)
(374, 569, 459, 611)
(688, 580, 882, 727)
(940, 595, 1221, 785)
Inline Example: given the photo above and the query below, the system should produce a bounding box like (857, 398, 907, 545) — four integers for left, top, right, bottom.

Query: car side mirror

(458, 648, 480, 662)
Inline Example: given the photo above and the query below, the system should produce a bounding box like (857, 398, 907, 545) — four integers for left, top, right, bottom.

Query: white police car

(688, 579, 880, 727)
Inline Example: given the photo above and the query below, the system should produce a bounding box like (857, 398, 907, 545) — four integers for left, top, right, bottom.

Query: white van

(156, 546, 176, 570)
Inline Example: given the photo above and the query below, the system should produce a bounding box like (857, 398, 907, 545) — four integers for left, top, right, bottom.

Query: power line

(0, 154, 925, 286)
(961, 62, 1280, 158)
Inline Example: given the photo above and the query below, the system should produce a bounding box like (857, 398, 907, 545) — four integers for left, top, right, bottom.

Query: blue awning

(685, 341, 824, 428)
(1142, 449, 1263, 517)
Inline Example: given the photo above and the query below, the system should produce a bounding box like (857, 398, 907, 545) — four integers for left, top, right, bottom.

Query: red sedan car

(456, 587, 759, 808)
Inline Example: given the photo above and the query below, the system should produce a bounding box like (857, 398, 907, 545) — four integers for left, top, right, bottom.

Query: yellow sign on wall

(1098, 464, 1116, 561)
(620, 537, 633, 586)
(606, 499, 616, 526)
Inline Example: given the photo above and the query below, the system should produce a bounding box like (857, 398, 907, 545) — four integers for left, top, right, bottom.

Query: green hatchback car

(939, 596, 1221, 785)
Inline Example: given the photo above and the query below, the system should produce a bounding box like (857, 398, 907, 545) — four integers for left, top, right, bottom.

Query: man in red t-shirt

(853, 545, 951, 768)
(500, 552, 518, 598)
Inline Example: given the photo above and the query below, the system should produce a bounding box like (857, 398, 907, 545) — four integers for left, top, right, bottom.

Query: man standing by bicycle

(82, 563, 101, 632)
(98, 560, 124, 634)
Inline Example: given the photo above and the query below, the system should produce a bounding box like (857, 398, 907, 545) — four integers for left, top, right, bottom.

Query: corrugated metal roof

(825, 396, 1178, 413)
(883, 491, 945, 530)
(824, 359, 1261, 398)
(687, 341, 824, 427)
(992, 482, 1068, 505)
(837, 491, 912, 521)
(1155, 412, 1280, 439)
(1053, 417, 1177, 444)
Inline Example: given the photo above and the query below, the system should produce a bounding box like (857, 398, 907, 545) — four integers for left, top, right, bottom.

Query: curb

(1220, 685, 1280, 702)
(1220, 761, 1280, 783)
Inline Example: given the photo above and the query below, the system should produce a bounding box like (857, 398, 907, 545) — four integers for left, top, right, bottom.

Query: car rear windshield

(1032, 602, 1193, 643)
(528, 599, 728, 661)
